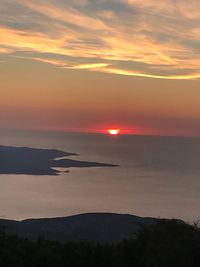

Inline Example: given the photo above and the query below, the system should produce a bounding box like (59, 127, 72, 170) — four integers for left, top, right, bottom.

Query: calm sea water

(0, 129, 200, 222)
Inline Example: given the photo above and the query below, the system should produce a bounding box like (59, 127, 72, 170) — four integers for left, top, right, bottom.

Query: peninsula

(0, 145, 117, 176)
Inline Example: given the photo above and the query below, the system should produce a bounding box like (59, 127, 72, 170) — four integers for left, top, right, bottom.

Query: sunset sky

(1, 0, 200, 136)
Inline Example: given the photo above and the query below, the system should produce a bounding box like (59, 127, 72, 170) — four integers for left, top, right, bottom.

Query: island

(0, 145, 118, 175)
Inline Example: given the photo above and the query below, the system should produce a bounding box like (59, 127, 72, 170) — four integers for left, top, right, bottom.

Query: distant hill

(0, 213, 159, 243)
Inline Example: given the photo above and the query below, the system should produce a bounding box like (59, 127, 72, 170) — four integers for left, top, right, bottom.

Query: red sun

(107, 129, 120, 135)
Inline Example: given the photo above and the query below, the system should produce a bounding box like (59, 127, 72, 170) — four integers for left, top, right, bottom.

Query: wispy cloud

(65, 63, 109, 70)
(1, 0, 200, 79)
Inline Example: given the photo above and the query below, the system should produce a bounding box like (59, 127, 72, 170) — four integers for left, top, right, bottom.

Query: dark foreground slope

(0, 145, 117, 175)
(0, 213, 157, 243)
(0, 219, 200, 267)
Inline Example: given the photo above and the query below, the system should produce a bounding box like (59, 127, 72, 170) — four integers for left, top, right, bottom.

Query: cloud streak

(1, 0, 200, 79)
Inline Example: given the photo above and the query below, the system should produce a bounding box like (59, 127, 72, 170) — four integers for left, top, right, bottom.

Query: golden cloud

(1, 0, 200, 79)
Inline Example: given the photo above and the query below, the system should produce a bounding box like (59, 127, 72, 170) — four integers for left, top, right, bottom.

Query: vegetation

(0, 220, 200, 267)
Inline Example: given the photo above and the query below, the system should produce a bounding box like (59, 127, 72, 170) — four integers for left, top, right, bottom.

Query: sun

(107, 129, 120, 135)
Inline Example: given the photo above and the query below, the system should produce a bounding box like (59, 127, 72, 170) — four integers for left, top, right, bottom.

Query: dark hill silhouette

(0, 145, 117, 175)
(0, 213, 159, 243)
(0, 219, 198, 267)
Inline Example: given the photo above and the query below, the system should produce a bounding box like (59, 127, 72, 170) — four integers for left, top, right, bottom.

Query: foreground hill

(0, 213, 158, 243)
(0, 219, 199, 267)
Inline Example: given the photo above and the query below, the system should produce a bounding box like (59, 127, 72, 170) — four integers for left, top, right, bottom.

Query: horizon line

(1, 127, 200, 140)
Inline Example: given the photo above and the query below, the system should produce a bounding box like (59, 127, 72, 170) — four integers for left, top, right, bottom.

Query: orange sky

(1, 0, 200, 136)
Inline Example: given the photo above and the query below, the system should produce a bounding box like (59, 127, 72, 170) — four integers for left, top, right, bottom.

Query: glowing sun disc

(107, 129, 120, 135)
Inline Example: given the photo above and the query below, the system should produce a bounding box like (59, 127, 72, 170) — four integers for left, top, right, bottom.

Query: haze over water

(0, 129, 200, 222)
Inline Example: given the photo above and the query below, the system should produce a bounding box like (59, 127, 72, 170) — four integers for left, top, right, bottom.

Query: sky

(1, 0, 200, 136)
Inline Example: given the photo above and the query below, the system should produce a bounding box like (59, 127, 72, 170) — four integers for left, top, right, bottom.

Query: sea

(1, 129, 200, 222)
